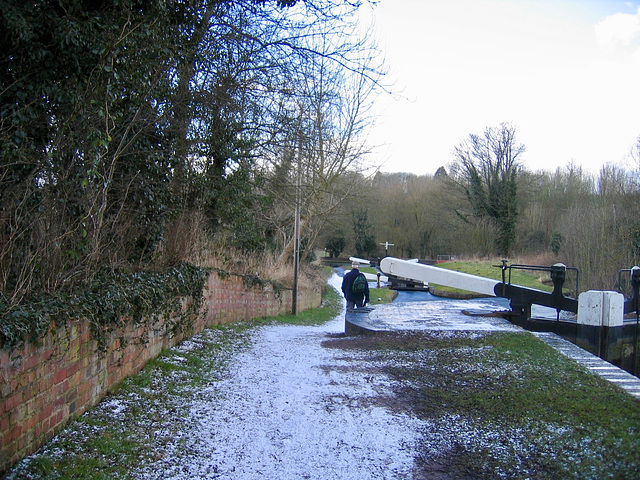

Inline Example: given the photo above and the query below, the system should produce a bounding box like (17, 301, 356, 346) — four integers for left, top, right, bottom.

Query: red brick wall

(0, 271, 322, 475)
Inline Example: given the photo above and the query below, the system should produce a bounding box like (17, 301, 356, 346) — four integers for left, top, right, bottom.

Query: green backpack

(351, 274, 367, 294)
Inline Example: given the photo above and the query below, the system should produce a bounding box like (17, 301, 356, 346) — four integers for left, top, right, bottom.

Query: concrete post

(577, 291, 624, 327)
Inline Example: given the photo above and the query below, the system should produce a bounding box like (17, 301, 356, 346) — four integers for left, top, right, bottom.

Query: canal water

(390, 286, 573, 323)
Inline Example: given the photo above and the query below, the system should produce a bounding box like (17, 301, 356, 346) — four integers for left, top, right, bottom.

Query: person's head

(351, 262, 360, 269)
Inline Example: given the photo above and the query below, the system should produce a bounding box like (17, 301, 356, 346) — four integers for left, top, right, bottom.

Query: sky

(361, 0, 640, 175)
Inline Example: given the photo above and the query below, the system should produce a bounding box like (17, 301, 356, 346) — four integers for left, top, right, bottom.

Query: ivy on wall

(0, 264, 210, 351)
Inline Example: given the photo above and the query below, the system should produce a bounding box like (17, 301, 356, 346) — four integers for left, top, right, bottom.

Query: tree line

(322, 124, 640, 294)
(1, 0, 382, 306)
(3, 1, 638, 309)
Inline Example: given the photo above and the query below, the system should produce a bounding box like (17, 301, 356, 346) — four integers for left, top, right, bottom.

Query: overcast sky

(361, 0, 640, 175)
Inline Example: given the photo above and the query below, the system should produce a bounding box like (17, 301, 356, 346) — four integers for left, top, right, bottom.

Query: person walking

(341, 262, 370, 310)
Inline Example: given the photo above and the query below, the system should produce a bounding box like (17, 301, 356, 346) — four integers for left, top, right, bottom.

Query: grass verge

(323, 330, 640, 479)
(256, 284, 343, 326)
(368, 287, 396, 304)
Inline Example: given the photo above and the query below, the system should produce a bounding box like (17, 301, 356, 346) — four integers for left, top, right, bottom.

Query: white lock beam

(348, 256, 370, 266)
(380, 257, 499, 297)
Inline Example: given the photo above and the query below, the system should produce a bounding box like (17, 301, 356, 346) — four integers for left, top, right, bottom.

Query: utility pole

(293, 165, 301, 315)
(293, 115, 303, 315)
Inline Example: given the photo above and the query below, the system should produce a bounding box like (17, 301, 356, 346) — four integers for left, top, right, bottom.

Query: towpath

(135, 274, 424, 479)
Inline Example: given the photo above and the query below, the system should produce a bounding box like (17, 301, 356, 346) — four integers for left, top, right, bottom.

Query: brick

(23, 353, 41, 372)
(68, 361, 79, 376)
(40, 417, 51, 435)
(51, 409, 64, 428)
(39, 403, 53, 423)
(77, 379, 90, 397)
(80, 330, 91, 344)
(7, 424, 22, 443)
(0, 413, 8, 432)
(4, 392, 22, 412)
(23, 412, 38, 432)
(24, 397, 38, 418)
(16, 373, 29, 390)
(53, 368, 67, 385)
(35, 422, 45, 440)
(50, 381, 63, 400)
(0, 381, 10, 400)
(53, 393, 66, 409)
(33, 364, 46, 383)
(65, 386, 77, 405)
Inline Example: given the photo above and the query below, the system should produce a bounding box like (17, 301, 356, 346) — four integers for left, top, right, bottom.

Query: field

(430, 259, 556, 295)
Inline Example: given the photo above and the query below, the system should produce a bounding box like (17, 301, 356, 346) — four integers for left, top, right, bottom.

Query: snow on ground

(8, 274, 561, 479)
(133, 275, 423, 479)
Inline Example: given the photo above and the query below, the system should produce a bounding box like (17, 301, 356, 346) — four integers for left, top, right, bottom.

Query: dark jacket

(341, 268, 370, 303)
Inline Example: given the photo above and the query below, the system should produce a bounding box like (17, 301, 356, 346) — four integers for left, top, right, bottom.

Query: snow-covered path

(140, 275, 422, 479)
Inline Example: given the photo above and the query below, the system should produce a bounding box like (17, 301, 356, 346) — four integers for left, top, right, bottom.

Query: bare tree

(0, 0, 384, 303)
(449, 123, 524, 256)
(255, 7, 383, 266)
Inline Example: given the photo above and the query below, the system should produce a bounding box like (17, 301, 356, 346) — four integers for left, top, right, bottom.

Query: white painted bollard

(577, 291, 624, 327)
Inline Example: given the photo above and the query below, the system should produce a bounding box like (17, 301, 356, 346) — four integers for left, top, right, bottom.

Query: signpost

(379, 241, 394, 257)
